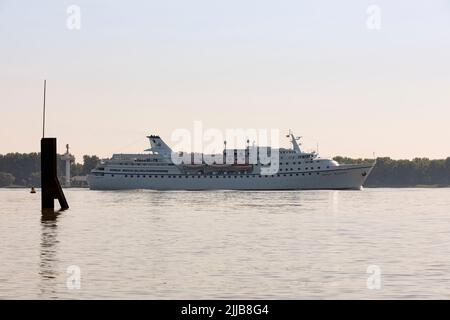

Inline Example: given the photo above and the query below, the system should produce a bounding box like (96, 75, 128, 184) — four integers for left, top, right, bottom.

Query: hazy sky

(1, 0, 449, 161)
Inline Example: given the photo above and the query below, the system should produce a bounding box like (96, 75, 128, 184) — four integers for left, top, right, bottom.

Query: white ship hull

(88, 164, 373, 191)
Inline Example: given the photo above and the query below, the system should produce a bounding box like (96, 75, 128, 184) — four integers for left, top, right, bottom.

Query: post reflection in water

(39, 209, 61, 299)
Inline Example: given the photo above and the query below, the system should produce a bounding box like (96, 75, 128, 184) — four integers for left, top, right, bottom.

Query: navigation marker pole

(40, 80, 69, 211)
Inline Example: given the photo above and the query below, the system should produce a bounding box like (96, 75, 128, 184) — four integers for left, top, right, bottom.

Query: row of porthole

(281, 162, 327, 166)
(110, 161, 322, 168)
(280, 156, 313, 159)
(281, 161, 316, 165)
(109, 164, 328, 172)
(115, 172, 320, 178)
(114, 159, 320, 166)
(115, 163, 174, 166)
(279, 167, 321, 171)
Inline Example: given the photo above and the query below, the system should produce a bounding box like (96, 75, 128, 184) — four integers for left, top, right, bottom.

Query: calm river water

(0, 188, 449, 299)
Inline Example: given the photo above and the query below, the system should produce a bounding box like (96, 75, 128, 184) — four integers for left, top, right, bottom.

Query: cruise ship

(87, 133, 375, 190)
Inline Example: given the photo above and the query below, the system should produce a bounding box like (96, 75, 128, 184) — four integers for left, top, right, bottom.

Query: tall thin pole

(42, 80, 46, 138)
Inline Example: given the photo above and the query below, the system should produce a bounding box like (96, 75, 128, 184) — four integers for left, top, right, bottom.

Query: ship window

(290, 168, 293, 171)
(318, 167, 320, 170)
(290, 174, 292, 176)
(137, 175, 140, 178)
(111, 174, 114, 177)
(125, 175, 128, 177)
(327, 166, 330, 169)
(130, 175, 134, 178)
(277, 174, 280, 177)
(309, 173, 311, 175)
(293, 162, 296, 165)
(283, 174, 286, 177)
(302, 173, 305, 176)
(296, 173, 299, 176)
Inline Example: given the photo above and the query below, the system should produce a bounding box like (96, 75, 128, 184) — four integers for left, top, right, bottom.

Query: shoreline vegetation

(1, 153, 449, 188)
(333, 156, 450, 188)
(0, 153, 98, 188)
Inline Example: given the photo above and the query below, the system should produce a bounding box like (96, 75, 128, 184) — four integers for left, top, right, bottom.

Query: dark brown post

(41, 138, 69, 210)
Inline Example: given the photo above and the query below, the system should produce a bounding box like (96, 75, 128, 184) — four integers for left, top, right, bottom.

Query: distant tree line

(0, 153, 99, 187)
(334, 156, 450, 187)
(1, 153, 449, 187)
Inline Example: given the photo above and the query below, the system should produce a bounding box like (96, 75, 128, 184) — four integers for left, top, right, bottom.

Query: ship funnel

(145, 135, 172, 157)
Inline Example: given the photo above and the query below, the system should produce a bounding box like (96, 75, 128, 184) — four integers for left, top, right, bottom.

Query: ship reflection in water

(0, 188, 450, 299)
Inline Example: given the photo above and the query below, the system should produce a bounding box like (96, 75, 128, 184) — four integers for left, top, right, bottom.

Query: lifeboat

(204, 164, 253, 173)
(182, 164, 206, 171)
(181, 163, 253, 173)
(226, 164, 253, 172)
